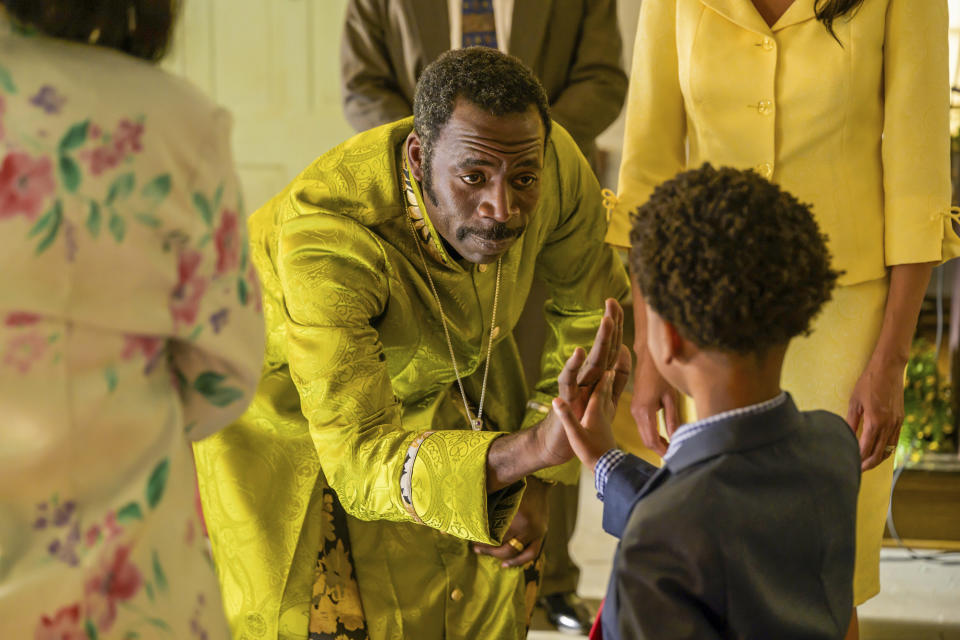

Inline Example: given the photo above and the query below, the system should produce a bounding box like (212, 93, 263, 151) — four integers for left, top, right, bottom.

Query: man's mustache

(457, 223, 525, 242)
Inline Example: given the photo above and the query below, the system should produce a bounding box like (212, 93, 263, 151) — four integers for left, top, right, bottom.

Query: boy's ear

(662, 320, 687, 364)
(407, 132, 425, 182)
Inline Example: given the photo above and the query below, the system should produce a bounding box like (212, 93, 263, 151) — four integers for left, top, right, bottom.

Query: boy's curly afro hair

(629, 163, 841, 354)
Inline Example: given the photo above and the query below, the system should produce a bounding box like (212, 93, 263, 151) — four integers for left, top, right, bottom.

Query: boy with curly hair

(553, 163, 860, 639)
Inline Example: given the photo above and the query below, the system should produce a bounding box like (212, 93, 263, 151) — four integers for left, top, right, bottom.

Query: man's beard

(456, 222, 525, 242)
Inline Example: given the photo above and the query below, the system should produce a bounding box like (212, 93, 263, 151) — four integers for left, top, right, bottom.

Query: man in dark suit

(553, 164, 861, 639)
(340, 1, 628, 633)
(341, 0, 627, 163)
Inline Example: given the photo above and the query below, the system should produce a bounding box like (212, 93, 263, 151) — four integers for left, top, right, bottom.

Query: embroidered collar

(399, 149, 452, 266)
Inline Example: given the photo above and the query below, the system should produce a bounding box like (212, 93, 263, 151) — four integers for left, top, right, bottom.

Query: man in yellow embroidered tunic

(194, 47, 629, 640)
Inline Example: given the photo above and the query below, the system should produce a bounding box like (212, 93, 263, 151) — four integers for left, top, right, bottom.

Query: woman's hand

(847, 355, 906, 471)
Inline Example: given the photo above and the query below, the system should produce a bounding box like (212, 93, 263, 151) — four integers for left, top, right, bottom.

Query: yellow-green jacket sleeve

(528, 126, 631, 484)
(881, 0, 958, 265)
(278, 208, 515, 544)
(606, 0, 687, 248)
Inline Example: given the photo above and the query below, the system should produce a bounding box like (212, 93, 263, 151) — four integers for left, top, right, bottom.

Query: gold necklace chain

(407, 217, 501, 431)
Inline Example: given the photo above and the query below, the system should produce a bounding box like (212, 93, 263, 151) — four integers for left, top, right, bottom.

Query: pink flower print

(121, 335, 163, 361)
(0, 152, 55, 221)
(84, 545, 143, 633)
(85, 524, 102, 547)
(30, 85, 66, 115)
(214, 209, 240, 276)
(4, 311, 41, 327)
(114, 119, 144, 155)
(170, 250, 207, 330)
(89, 123, 102, 139)
(34, 603, 86, 640)
(103, 511, 123, 542)
(79, 145, 122, 177)
(3, 331, 48, 374)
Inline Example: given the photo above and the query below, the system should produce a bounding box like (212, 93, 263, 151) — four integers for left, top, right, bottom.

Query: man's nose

(479, 181, 519, 222)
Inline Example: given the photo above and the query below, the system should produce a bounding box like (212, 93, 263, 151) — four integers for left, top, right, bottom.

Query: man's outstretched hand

(486, 299, 629, 492)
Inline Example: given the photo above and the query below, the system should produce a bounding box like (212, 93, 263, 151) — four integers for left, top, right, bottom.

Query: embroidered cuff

(595, 448, 626, 500)
(409, 429, 510, 544)
(400, 430, 436, 523)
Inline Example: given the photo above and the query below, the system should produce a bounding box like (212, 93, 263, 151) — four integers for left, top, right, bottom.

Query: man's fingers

(611, 345, 632, 402)
(578, 314, 615, 388)
(473, 541, 520, 560)
(500, 539, 542, 568)
(605, 299, 624, 370)
(552, 397, 582, 433)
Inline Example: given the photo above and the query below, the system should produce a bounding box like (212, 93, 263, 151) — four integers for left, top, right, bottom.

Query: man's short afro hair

(413, 46, 551, 150)
(630, 163, 841, 354)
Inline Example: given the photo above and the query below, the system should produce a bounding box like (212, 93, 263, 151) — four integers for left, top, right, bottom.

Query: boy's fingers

(558, 348, 586, 402)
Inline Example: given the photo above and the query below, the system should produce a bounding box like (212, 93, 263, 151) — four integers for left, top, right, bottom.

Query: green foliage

(898, 338, 956, 466)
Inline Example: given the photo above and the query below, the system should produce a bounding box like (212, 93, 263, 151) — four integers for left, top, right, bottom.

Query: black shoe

(538, 592, 592, 635)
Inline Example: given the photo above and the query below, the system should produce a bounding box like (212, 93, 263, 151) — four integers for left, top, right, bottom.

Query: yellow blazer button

(478, 263, 488, 273)
(451, 588, 464, 601)
(762, 37, 775, 51)
(757, 100, 774, 115)
(756, 163, 773, 179)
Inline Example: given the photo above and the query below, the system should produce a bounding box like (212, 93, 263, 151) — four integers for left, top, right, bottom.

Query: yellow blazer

(608, 0, 957, 285)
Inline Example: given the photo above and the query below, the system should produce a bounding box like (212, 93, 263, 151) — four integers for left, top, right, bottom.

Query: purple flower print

(30, 85, 66, 114)
(53, 500, 76, 526)
(209, 308, 229, 334)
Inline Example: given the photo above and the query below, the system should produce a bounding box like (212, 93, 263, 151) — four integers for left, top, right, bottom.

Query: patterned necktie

(462, 0, 497, 48)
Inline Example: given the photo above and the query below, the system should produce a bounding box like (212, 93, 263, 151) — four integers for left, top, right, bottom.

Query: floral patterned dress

(0, 15, 265, 640)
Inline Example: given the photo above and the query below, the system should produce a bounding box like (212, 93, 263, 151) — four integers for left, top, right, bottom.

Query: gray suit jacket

(600, 395, 860, 640)
(340, 0, 627, 157)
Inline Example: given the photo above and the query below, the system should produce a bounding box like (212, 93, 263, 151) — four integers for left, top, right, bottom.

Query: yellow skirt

(782, 275, 891, 606)
(614, 276, 892, 606)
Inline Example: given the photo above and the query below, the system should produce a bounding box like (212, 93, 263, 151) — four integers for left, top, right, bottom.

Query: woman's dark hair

(815, 0, 866, 41)
(2, 0, 177, 61)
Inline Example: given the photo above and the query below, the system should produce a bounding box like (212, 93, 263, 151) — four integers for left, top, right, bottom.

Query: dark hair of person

(815, 0, 866, 41)
(1, 0, 177, 62)
(413, 47, 551, 203)
(629, 163, 841, 355)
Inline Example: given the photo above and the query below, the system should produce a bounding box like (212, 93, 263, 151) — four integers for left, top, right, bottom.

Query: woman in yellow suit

(608, 0, 958, 637)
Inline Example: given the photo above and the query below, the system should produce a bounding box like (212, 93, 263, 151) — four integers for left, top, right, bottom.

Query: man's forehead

(437, 101, 544, 159)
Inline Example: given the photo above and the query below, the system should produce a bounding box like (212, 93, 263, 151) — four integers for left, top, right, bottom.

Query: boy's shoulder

(625, 404, 859, 540)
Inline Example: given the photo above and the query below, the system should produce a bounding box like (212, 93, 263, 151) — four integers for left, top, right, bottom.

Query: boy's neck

(684, 346, 787, 421)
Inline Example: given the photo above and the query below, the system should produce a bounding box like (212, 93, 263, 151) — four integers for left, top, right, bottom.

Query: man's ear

(407, 132, 425, 182)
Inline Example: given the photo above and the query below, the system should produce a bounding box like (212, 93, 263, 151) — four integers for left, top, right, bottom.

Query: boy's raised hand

(553, 343, 631, 472)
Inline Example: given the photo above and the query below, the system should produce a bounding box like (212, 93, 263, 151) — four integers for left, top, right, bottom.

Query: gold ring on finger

(507, 537, 525, 552)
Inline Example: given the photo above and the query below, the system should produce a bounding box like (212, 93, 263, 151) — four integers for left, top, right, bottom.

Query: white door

(162, 0, 356, 214)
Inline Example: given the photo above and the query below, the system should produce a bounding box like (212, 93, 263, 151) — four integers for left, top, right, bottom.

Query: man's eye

(514, 175, 538, 188)
(461, 174, 484, 185)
